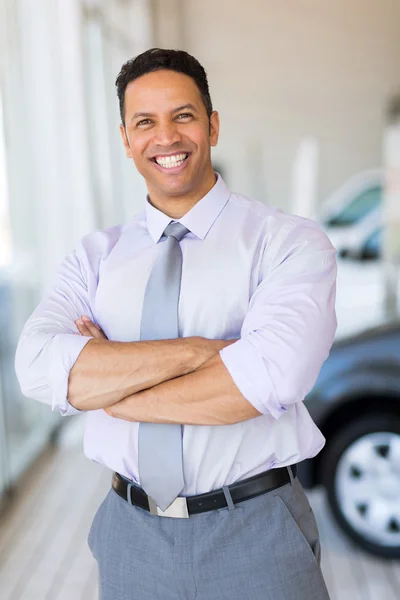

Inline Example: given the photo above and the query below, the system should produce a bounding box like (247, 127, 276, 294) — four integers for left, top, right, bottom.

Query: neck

(147, 169, 217, 219)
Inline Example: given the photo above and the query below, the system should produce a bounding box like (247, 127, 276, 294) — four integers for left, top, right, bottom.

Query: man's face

(120, 69, 219, 201)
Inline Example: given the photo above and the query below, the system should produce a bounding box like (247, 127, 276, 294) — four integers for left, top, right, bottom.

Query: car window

(363, 228, 381, 259)
(326, 186, 382, 227)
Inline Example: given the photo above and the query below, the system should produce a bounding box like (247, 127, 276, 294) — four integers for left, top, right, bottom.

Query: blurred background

(1, 1, 400, 598)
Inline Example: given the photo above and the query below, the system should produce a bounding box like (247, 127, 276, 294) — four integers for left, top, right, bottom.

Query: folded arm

(104, 351, 260, 425)
(67, 324, 230, 411)
(103, 220, 338, 426)
(14, 240, 229, 415)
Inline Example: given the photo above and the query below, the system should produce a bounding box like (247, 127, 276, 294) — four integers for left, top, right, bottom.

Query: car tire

(322, 413, 400, 558)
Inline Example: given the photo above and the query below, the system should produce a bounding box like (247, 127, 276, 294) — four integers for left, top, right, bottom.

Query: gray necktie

(138, 221, 189, 511)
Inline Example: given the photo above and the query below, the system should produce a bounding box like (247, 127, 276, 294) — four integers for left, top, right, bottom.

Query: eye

(176, 113, 193, 121)
(137, 119, 153, 127)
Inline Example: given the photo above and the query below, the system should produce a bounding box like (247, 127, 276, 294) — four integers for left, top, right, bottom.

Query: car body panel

(300, 323, 400, 488)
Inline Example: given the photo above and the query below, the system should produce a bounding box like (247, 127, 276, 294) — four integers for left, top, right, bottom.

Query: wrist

(184, 336, 207, 371)
(185, 336, 227, 370)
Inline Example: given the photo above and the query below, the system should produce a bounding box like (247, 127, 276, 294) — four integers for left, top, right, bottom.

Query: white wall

(154, 0, 400, 212)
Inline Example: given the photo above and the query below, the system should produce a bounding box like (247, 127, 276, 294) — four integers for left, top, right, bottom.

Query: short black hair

(115, 48, 213, 126)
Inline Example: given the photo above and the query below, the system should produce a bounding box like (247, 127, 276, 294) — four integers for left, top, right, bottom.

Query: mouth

(150, 152, 190, 173)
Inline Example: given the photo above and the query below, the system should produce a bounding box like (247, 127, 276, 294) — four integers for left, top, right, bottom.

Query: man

(15, 48, 337, 599)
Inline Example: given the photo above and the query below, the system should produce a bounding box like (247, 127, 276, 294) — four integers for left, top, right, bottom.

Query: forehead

(124, 70, 204, 115)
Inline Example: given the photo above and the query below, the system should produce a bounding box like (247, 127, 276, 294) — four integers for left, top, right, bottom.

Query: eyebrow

(130, 103, 198, 123)
(172, 103, 198, 114)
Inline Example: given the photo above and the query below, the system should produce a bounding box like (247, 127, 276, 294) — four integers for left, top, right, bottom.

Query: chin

(156, 177, 193, 197)
(163, 185, 192, 198)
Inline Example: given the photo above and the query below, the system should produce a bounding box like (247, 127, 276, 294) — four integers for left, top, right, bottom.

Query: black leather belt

(112, 464, 297, 517)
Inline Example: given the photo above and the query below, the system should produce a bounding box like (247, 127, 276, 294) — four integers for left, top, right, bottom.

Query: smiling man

(120, 68, 219, 217)
(15, 48, 336, 600)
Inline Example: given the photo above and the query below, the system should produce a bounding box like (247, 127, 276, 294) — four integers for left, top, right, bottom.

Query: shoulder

(77, 211, 145, 257)
(72, 212, 145, 274)
(77, 223, 125, 260)
(228, 191, 335, 253)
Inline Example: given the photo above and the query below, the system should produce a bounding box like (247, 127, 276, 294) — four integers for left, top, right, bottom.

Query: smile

(152, 153, 189, 169)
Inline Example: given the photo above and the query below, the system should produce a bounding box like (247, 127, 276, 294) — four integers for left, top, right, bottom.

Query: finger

(75, 320, 93, 336)
(81, 316, 107, 339)
(81, 316, 102, 331)
(81, 316, 98, 332)
(93, 327, 107, 339)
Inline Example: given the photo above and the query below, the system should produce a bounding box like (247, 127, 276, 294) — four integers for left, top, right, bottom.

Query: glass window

(326, 186, 382, 227)
(0, 90, 59, 494)
(0, 4, 62, 499)
(362, 229, 382, 260)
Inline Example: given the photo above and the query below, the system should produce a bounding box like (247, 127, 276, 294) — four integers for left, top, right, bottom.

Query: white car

(317, 171, 393, 340)
(318, 168, 383, 256)
(334, 248, 386, 340)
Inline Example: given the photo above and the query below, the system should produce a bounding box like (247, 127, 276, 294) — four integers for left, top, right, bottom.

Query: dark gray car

(299, 322, 400, 558)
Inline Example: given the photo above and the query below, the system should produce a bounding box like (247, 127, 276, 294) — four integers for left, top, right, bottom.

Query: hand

(75, 316, 108, 340)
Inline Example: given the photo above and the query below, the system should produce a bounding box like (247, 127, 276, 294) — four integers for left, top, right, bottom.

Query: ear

(209, 111, 220, 147)
(120, 124, 133, 158)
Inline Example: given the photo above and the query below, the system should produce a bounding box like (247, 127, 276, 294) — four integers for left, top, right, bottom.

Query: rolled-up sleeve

(15, 243, 96, 416)
(220, 218, 337, 418)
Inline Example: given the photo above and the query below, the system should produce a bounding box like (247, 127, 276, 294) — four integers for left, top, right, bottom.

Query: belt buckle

(148, 496, 189, 518)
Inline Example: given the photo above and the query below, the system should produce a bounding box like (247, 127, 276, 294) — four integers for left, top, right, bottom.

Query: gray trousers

(88, 475, 330, 600)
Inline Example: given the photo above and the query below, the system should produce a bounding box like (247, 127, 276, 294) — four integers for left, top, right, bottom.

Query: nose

(153, 120, 181, 147)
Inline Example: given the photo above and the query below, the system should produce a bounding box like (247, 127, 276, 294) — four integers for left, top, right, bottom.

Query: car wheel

(322, 413, 400, 558)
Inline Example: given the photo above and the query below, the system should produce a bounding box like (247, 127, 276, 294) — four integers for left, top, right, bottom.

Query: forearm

(68, 337, 229, 411)
(105, 353, 261, 425)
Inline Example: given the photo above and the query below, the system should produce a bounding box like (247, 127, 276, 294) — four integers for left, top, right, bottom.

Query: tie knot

(163, 222, 190, 242)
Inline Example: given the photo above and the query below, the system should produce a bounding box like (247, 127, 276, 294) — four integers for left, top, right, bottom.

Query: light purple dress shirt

(15, 174, 337, 495)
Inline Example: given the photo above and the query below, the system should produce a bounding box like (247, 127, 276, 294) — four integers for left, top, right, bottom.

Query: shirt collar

(145, 173, 231, 243)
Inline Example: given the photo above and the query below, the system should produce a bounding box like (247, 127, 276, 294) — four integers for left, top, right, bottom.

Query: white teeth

(155, 153, 188, 168)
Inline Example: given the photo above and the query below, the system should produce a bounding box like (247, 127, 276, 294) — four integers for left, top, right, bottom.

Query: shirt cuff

(48, 333, 94, 416)
(219, 338, 283, 419)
